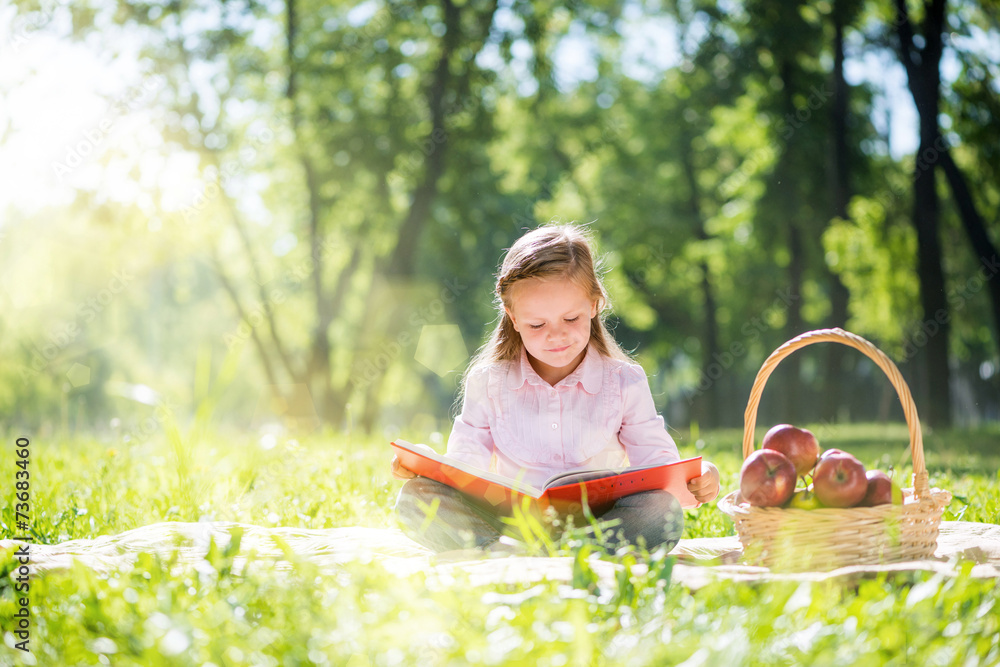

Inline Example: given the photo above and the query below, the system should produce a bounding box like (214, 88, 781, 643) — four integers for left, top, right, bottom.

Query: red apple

(762, 424, 821, 476)
(860, 470, 903, 507)
(812, 452, 868, 507)
(739, 449, 797, 507)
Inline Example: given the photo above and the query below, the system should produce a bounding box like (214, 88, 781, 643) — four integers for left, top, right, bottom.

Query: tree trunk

(210, 251, 281, 390)
(386, 0, 461, 278)
(287, 0, 371, 426)
(698, 263, 720, 425)
(287, 0, 337, 425)
(350, 0, 498, 432)
(892, 0, 952, 427)
(778, 58, 805, 424)
(785, 223, 806, 422)
(679, 132, 721, 427)
(824, 10, 853, 422)
(912, 117, 951, 427)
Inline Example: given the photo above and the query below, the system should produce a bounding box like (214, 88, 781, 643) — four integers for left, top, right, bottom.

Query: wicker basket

(717, 328, 952, 571)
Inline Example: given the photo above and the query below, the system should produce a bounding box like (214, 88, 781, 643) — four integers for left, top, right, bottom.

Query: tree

(6, 0, 997, 433)
(823, 0, 865, 421)
(890, 0, 952, 427)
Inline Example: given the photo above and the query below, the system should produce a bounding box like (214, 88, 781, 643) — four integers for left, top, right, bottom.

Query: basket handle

(742, 328, 930, 499)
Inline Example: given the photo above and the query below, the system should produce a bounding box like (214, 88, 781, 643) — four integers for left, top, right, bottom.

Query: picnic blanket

(3, 521, 999, 590)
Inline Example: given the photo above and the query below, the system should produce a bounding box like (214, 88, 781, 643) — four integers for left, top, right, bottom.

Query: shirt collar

(506, 344, 604, 394)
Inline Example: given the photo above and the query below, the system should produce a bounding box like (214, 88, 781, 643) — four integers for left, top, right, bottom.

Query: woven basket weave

(717, 328, 952, 571)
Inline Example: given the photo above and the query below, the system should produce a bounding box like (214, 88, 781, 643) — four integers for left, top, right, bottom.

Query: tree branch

(940, 147, 1000, 350)
(209, 250, 282, 389)
(222, 195, 302, 384)
(328, 242, 364, 321)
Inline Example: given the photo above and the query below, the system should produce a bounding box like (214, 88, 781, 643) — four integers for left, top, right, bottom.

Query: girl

(392, 224, 720, 553)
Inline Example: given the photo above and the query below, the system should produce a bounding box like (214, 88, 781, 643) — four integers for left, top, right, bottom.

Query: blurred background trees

(1, 0, 997, 440)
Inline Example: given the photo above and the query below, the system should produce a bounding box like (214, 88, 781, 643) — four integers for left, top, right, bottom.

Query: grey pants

(395, 477, 684, 554)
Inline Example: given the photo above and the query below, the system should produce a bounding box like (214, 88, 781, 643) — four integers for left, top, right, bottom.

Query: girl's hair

(466, 224, 631, 377)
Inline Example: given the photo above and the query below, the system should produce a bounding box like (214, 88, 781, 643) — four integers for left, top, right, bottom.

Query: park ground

(1, 423, 999, 665)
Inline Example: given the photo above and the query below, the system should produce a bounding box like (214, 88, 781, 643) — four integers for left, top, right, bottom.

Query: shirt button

(551, 423, 558, 430)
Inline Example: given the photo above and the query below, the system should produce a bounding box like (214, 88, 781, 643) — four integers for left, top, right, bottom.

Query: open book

(391, 439, 702, 515)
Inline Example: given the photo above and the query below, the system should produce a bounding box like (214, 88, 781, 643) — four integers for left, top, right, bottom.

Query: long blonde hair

(465, 224, 631, 382)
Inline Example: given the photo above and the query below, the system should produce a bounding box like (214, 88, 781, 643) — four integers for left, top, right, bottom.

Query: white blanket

(3, 521, 999, 590)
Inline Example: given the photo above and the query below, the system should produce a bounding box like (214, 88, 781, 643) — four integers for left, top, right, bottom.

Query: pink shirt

(446, 344, 681, 488)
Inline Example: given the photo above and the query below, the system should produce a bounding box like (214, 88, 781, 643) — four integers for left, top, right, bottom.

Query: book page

(542, 460, 679, 489)
(542, 468, 620, 488)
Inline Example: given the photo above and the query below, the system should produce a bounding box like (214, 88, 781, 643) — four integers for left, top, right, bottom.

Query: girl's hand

(390, 455, 417, 480)
(687, 461, 720, 505)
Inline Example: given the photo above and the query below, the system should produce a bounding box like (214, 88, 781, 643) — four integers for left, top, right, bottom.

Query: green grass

(2, 423, 999, 665)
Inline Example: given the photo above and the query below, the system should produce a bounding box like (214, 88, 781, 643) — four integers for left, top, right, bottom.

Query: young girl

(392, 224, 720, 553)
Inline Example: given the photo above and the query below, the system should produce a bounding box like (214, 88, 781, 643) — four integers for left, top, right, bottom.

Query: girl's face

(505, 276, 598, 385)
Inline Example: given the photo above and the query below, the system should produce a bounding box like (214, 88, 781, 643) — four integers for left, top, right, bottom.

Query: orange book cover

(391, 439, 702, 515)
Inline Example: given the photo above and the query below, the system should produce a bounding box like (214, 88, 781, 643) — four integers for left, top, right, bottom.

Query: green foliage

(3, 0, 998, 434)
(0, 430, 399, 546)
(823, 198, 920, 352)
